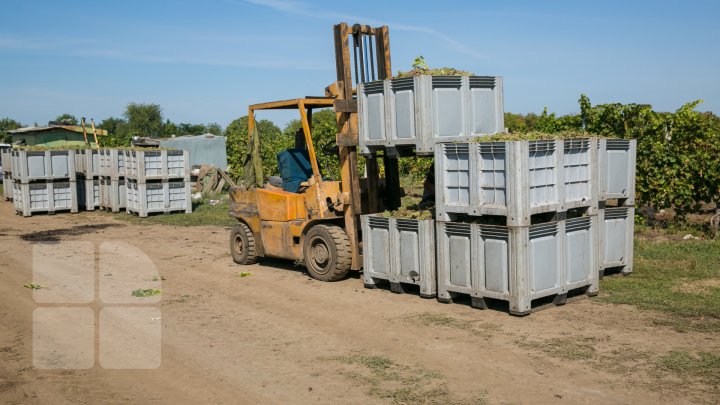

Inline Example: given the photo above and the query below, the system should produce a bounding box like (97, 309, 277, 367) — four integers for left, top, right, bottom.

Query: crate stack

(1, 148, 12, 201)
(433, 139, 601, 315)
(597, 139, 637, 277)
(10, 149, 79, 217)
(124, 149, 192, 217)
(75, 149, 101, 211)
(358, 74, 635, 315)
(99, 149, 127, 212)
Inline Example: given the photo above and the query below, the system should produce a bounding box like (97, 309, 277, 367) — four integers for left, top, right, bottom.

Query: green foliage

(225, 116, 287, 180)
(511, 96, 720, 217)
(131, 288, 161, 297)
(54, 113, 78, 125)
(99, 116, 131, 147)
(24, 282, 47, 290)
(504, 112, 539, 133)
(0, 117, 22, 143)
(205, 123, 222, 135)
(124, 102, 163, 138)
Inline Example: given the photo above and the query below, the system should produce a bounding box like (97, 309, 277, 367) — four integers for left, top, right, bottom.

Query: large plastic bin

(436, 216, 598, 315)
(599, 207, 634, 274)
(13, 180, 78, 216)
(99, 149, 126, 179)
(361, 215, 436, 297)
(75, 149, 100, 178)
(358, 75, 504, 154)
(435, 140, 565, 225)
(598, 139, 636, 202)
(563, 138, 598, 211)
(100, 177, 127, 213)
(11, 149, 77, 182)
(1, 148, 12, 173)
(124, 149, 189, 182)
(77, 176, 100, 210)
(3, 172, 13, 200)
(126, 179, 192, 217)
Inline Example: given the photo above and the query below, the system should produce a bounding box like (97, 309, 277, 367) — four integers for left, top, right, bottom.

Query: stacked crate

(10, 149, 79, 216)
(75, 149, 101, 211)
(99, 149, 127, 212)
(1, 148, 12, 201)
(597, 139, 636, 276)
(358, 75, 504, 155)
(124, 149, 192, 217)
(433, 139, 600, 315)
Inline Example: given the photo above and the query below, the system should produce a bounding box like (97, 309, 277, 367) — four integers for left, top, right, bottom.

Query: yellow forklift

(228, 23, 402, 280)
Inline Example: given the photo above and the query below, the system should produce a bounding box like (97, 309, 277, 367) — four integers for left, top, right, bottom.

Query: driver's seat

(277, 148, 314, 193)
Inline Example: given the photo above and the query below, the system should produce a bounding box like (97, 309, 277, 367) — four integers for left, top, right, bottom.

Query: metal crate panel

(358, 75, 504, 154)
(598, 139, 636, 201)
(361, 215, 436, 297)
(599, 207, 634, 272)
(11, 150, 77, 182)
(126, 179, 192, 217)
(12, 180, 78, 216)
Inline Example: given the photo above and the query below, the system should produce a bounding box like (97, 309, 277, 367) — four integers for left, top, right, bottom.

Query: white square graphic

(99, 307, 161, 369)
(33, 241, 95, 304)
(99, 241, 161, 304)
(33, 307, 94, 369)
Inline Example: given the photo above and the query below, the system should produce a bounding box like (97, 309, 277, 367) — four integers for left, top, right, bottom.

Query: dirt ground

(1, 202, 718, 404)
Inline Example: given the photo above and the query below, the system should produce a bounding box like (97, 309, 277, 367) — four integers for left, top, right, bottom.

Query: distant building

(7, 123, 108, 148)
(159, 133, 228, 170)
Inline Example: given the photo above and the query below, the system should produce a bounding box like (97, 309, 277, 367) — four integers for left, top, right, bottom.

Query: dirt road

(0, 202, 717, 404)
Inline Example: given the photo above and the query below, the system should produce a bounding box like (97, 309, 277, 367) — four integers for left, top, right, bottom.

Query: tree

(162, 119, 178, 137)
(205, 123, 222, 135)
(225, 116, 285, 180)
(98, 117, 130, 147)
(0, 117, 22, 143)
(123, 103, 163, 138)
(54, 114, 78, 125)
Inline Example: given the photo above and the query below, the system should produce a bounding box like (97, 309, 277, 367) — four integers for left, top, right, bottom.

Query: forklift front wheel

(303, 225, 351, 282)
(230, 223, 258, 265)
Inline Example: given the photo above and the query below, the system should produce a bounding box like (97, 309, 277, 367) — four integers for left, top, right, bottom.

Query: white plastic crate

(563, 138, 598, 210)
(599, 207, 635, 274)
(126, 179, 192, 217)
(99, 177, 127, 213)
(99, 149, 126, 179)
(598, 139, 636, 203)
(3, 172, 13, 200)
(436, 216, 598, 315)
(12, 180, 78, 217)
(11, 149, 77, 182)
(358, 75, 504, 154)
(1, 148, 12, 173)
(75, 149, 100, 178)
(124, 149, 189, 183)
(435, 140, 566, 225)
(77, 177, 100, 210)
(361, 215, 436, 297)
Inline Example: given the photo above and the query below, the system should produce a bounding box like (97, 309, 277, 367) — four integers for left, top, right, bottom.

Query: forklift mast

(331, 23, 402, 271)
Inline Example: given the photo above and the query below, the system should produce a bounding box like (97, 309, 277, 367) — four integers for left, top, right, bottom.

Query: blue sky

(1, 0, 718, 129)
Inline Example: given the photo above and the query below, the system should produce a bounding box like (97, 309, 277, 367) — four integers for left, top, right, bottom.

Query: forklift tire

(230, 223, 258, 265)
(303, 224, 351, 282)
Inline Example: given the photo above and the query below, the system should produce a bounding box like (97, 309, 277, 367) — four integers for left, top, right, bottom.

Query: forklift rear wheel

(230, 223, 258, 265)
(303, 224, 351, 281)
